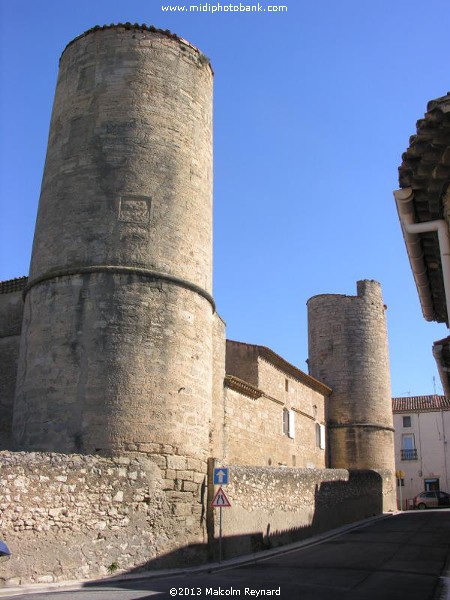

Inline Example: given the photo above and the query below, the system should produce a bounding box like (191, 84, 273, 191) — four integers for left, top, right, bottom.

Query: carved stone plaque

(118, 196, 151, 224)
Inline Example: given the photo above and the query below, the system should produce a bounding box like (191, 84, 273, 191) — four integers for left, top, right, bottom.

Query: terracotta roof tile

(392, 395, 450, 412)
(397, 93, 450, 323)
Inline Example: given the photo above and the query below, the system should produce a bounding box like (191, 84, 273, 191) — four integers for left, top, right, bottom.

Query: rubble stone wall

(0, 452, 396, 586)
(0, 451, 208, 586)
(209, 466, 396, 560)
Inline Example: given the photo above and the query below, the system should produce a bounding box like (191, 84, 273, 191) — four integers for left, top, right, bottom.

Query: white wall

(393, 410, 450, 507)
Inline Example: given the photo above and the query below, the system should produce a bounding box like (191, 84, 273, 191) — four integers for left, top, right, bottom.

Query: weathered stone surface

(12, 26, 214, 464)
(0, 27, 398, 589)
(210, 465, 396, 560)
(308, 280, 395, 475)
(220, 342, 328, 468)
(0, 451, 207, 585)
(0, 289, 24, 450)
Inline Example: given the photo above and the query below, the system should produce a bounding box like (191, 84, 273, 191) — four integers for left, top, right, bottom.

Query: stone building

(392, 395, 450, 507)
(0, 24, 396, 585)
(221, 340, 330, 468)
(307, 280, 395, 473)
(394, 93, 450, 395)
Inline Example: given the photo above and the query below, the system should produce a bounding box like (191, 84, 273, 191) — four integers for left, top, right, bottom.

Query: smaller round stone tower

(307, 280, 395, 472)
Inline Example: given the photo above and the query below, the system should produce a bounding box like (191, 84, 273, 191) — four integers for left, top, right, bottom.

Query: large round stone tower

(13, 25, 215, 463)
(307, 280, 395, 471)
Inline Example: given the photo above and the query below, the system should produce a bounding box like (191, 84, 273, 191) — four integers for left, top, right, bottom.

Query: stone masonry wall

(1, 452, 396, 586)
(223, 383, 326, 469)
(223, 342, 329, 469)
(0, 451, 208, 586)
(210, 313, 226, 459)
(0, 289, 24, 450)
(308, 280, 395, 472)
(209, 466, 396, 560)
(225, 342, 259, 387)
(257, 357, 326, 468)
(14, 27, 215, 460)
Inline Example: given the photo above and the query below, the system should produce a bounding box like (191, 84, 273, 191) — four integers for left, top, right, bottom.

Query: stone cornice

(224, 375, 263, 400)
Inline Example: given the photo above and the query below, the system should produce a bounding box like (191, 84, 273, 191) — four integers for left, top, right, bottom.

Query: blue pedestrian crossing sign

(213, 467, 229, 485)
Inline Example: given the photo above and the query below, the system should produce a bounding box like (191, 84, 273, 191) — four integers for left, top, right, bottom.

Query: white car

(413, 491, 450, 510)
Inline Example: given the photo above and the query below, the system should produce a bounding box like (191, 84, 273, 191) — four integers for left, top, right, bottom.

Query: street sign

(211, 486, 231, 508)
(213, 467, 229, 485)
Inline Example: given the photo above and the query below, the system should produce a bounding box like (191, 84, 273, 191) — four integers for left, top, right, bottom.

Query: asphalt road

(6, 510, 450, 600)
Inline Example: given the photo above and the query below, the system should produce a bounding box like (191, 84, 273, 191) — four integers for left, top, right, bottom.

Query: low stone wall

(1, 454, 395, 586)
(208, 466, 395, 560)
(0, 451, 208, 586)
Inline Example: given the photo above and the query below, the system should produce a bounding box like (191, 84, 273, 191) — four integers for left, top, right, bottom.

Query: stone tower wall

(13, 27, 215, 465)
(307, 280, 395, 471)
(0, 279, 26, 450)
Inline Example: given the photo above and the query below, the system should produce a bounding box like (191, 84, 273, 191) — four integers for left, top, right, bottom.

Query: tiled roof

(433, 337, 450, 398)
(399, 93, 450, 218)
(392, 395, 450, 412)
(398, 93, 450, 323)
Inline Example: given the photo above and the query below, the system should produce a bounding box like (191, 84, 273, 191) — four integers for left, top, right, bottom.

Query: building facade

(221, 340, 330, 468)
(392, 395, 450, 507)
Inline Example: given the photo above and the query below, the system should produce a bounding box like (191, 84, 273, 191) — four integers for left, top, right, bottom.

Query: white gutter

(394, 187, 450, 326)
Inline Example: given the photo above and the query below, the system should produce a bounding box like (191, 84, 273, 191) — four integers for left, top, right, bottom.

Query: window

(282, 408, 289, 435)
(401, 434, 417, 460)
(282, 408, 295, 438)
(402, 416, 411, 427)
(285, 379, 289, 392)
(397, 478, 404, 487)
(316, 423, 326, 449)
(424, 478, 439, 491)
(288, 410, 295, 438)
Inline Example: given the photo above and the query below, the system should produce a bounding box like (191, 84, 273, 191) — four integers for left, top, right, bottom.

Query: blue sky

(1, 0, 449, 396)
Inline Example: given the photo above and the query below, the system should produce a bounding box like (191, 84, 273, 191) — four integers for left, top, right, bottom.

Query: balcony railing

(401, 449, 418, 460)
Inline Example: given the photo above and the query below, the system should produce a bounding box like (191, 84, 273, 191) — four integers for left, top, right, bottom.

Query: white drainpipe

(394, 187, 450, 326)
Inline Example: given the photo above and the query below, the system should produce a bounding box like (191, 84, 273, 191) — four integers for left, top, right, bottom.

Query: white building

(392, 395, 450, 508)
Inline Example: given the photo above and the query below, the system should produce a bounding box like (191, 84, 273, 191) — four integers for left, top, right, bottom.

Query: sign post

(211, 471, 231, 563)
(395, 470, 405, 510)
